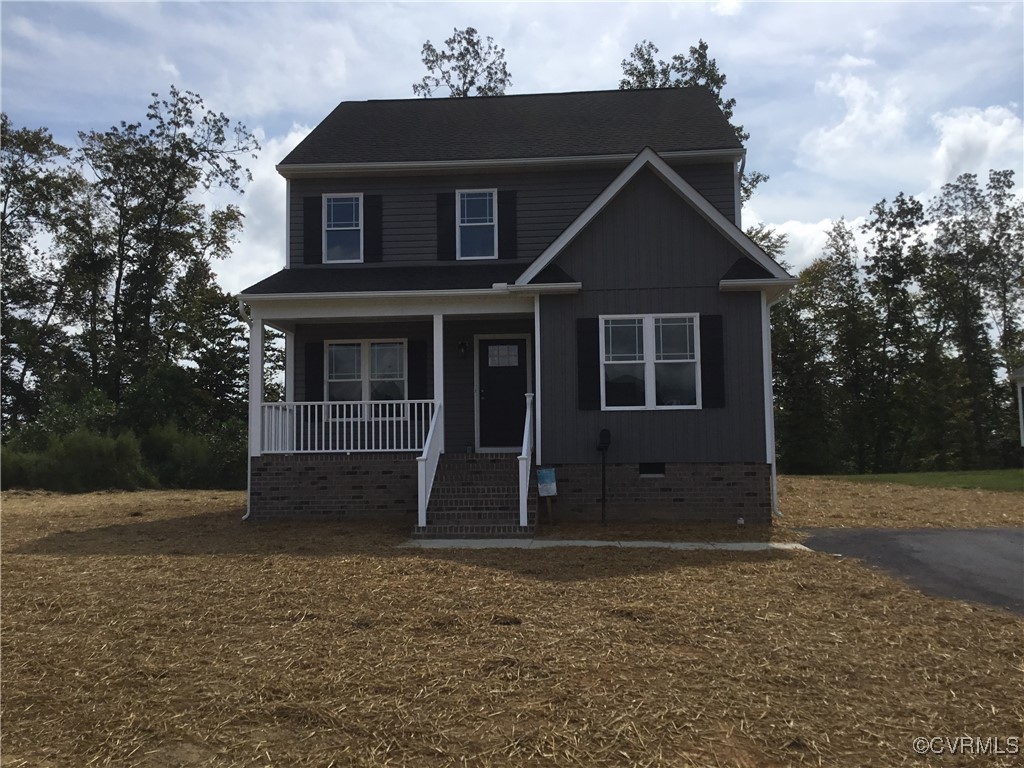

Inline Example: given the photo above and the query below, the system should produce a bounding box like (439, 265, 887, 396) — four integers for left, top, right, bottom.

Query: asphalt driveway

(803, 528, 1024, 614)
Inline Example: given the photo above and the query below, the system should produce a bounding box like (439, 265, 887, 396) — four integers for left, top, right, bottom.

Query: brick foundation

(544, 462, 772, 525)
(249, 452, 418, 519)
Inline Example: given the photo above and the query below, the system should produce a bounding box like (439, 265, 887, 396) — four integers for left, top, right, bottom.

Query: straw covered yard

(2, 481, 1021, 767)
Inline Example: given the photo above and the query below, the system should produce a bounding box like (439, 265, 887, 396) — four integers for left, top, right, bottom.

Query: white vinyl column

(248, 314, 264, 458)
(433, 313, 445, 452)
(284, 331, 295, 402)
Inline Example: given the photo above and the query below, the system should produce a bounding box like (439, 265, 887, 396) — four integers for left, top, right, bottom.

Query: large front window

(600, 315, 700, 410)
(457, 189, 497, 259)
(326, 340, 406, 402)
(324, 194, 362, 262)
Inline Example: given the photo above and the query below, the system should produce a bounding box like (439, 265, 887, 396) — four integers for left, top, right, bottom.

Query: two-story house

(239, 88, 796, 536)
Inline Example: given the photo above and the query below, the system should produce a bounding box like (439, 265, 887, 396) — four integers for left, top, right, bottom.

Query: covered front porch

(244, 291, 548, 529)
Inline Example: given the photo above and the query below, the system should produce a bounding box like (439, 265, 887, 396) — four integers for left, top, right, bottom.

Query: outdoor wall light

(458, 341, 469, 359)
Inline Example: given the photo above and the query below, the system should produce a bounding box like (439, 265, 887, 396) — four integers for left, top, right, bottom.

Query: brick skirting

(544, 462, 772, 525)
(249, 452, 418, 519)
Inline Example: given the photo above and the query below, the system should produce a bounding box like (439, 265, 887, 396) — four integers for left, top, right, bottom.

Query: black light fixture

(457, 341, 469, 359)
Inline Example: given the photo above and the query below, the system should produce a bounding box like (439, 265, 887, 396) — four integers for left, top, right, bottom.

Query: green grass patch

(831, 468, 1024, 493)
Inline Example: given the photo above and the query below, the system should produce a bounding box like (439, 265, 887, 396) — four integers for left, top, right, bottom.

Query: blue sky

(3, 0, 1022, 292)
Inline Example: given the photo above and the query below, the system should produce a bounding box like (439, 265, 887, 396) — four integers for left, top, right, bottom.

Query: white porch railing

(518, 393, 535, 527)
(261, 400, 435, 453)
(416, 403, 444, 527)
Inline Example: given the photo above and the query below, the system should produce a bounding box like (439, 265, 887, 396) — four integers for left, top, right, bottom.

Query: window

(457, 189, 497, 259)
(324, 194, 362, 262)
(326, 340, 406, 402)
(599, 314, 700, 410)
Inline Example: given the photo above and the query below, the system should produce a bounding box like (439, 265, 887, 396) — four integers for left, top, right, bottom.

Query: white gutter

(276, 148, 744, 178)
(236, 297, 252, 327)
(239, 282, 583, 303)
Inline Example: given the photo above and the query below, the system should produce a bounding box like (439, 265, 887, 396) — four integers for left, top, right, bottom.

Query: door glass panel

(488, 344, 519, 367)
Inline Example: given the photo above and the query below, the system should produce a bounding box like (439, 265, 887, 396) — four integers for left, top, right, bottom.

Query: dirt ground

(2, 484, 1021, 767)
(777, 475, 1023, 530)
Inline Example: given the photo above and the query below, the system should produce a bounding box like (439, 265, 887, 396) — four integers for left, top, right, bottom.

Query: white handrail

(416, 403, 444, 527)
(261, 400, 434, 453)
(517, 393, 535, 527)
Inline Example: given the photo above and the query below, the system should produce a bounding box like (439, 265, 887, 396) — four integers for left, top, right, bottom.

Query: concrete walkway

(402, 539, 810, 551)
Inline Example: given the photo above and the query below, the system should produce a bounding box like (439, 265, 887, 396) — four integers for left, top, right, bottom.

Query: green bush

(2, 424, 246, 492)
(3, 430, 156, 492)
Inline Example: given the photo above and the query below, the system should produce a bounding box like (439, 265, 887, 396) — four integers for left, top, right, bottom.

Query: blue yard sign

(537, 467, 557, 497)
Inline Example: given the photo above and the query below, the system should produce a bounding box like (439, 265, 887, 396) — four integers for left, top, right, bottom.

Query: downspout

(237, 297, 253, 521)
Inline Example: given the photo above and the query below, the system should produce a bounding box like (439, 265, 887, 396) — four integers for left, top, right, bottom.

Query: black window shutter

(407, 339, 430, 399)
(700, 315, 726, 408)
(304, 341, 325, 401)
(576, 317, 600, 411)
(436, 193, 456, 260)
(363, 194, 383, 262)
(497, 190, 517, 259)
(303, 197, 322, 264)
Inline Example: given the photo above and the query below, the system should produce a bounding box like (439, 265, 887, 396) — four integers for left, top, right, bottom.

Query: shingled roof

(280, 88, 742, 167)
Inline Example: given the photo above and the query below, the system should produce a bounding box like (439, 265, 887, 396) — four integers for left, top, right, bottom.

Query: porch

(245, 295, 543, 532)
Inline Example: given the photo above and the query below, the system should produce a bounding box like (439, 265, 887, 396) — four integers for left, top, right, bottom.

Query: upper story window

(457, 189, 497, 259)
(324, 194, 363, 262)
(600, 314, 701, 410)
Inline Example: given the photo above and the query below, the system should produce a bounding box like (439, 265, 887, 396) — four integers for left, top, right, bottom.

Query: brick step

(430, 482, 520, 492)
(427, 510, 536, 523)
(411, 524, 536, 539)
(429, 502, 519, 513)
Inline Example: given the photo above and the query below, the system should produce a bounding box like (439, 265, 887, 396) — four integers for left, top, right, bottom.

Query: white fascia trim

(720, 279, 798, 306)
(275, 148, 745, 178)
(516, 147, 792, 286)
(239, 282, 582, 304)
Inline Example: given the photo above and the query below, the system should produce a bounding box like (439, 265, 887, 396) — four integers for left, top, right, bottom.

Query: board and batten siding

(538, 166, 766, 465)
(287, 161, 735, 267)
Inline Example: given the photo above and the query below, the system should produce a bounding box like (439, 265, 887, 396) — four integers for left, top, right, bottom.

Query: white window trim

(322, 192, 364, 263)
(456, 188, 498, 260)
(324, 338, 408, 403)
(598, 313, 702, 411)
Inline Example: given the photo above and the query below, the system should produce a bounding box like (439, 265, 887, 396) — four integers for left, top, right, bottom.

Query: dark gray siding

(442, 317, 534, 451)
(539, 166, 766, 465)
(288, 161, 735, 268)
(294, 321, 433, 402)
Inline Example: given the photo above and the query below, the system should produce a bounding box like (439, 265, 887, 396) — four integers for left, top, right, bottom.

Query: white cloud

(215, 124, 312, 294)
(711, 0, 743, 16)
(798, 73, 910, 177)
(838, 53, 874, 69)
(929, 106, 1023, 191)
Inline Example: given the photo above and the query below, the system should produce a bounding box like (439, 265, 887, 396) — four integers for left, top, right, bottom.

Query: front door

(477, 338, 529, 449)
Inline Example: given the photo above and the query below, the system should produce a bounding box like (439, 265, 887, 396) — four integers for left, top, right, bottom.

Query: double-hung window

(326, 340, 407, 404)
(457, 189, 497, 259)
(324, 194, 362, 262)
(600, 314, 701, 410)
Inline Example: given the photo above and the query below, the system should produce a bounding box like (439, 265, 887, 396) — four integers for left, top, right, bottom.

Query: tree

(75, 86, 258, 413)
(861, 193, 928, 470)
(0, 114, 85, 432)
(619, 39, 767, 201)
(413, 27, 511, 97)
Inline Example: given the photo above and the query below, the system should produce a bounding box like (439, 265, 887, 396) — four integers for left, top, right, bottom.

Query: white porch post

(284, 331, 295, 402)
(248, 314, 265, 458)
(433, 312, 445, 451)
(533, 294, 542, 465)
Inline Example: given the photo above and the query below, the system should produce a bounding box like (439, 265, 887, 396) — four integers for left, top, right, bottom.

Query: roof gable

(517, 148, 793, 286)
(280, 88, 742, 167)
